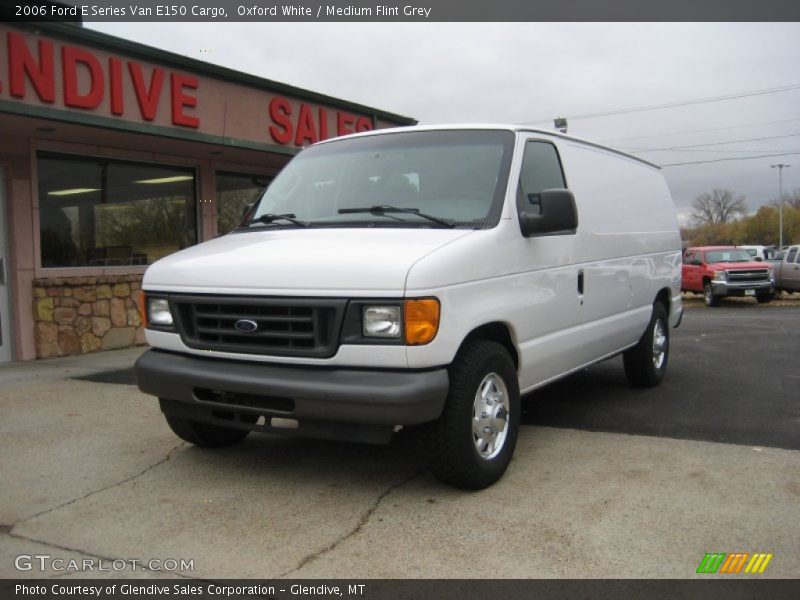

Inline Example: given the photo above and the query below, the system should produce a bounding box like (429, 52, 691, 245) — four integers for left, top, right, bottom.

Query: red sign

(5, 31, 199, 128)
(268, 97, 373, 146)
(0, 27, 376, 147)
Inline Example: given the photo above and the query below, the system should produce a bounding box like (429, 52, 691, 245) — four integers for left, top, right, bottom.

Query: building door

(0, 167, 12, 362)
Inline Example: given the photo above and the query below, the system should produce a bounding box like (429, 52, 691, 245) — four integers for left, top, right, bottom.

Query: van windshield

(243, 130, 515, 229)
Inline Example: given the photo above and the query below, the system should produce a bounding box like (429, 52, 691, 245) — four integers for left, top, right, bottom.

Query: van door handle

(0, 257, 5, 285)
(577, 269, 584, 295)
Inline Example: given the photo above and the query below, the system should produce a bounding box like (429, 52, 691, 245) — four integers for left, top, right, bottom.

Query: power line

(599, 117, 800, 144)
(624, 132, 800, 153)
(647, 148, 800, 154)
(524, 81, 800, 124)
(661, 152, 800, 167)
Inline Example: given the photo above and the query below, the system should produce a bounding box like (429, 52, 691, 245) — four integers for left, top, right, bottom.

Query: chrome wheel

(472, 373, 510, 460)
(652, 319, 667, 370)
(624, 303, 669, 388)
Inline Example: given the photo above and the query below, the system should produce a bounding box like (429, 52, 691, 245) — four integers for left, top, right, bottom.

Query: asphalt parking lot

(0, 304, 798, 579)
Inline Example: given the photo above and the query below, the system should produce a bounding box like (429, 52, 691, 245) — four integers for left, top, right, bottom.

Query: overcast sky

(88, 22, 800, 225)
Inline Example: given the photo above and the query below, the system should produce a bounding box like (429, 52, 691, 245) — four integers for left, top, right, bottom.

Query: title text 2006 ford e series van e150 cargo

(135, 125, 683, 489)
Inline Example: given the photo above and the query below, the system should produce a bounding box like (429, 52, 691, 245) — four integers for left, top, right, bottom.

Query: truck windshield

(705, 250, 754, 263)
(244, 130, 515, 229)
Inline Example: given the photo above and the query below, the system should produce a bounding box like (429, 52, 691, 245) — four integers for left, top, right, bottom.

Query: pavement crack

(14, 442, 186, 528)
(277, 468, 425, 578)
(7, 530, 120, 562)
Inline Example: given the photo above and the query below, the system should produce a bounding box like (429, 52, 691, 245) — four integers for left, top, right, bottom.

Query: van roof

(316, 123, 661, 170)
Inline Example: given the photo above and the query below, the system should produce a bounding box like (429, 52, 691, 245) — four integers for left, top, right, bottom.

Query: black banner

(4, 579, 800, 600)
(2, 0, 800, 22)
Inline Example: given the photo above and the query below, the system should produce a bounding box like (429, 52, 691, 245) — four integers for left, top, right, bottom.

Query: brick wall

(32, 275, 146, 358)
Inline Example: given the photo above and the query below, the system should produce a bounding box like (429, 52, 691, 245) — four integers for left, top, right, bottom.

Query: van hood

(143, 228, 473, 295)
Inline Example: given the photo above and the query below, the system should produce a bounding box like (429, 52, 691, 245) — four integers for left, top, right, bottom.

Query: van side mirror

(519, 188, 578, 237)
(692, 259, 702, 266)
(754, 257, 763, 262)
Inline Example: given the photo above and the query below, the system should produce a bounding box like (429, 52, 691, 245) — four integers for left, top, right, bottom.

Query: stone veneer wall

(32, 275, 146, 358)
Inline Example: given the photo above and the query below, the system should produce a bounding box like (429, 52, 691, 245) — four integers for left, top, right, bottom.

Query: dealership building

(0, 22, 415, 363)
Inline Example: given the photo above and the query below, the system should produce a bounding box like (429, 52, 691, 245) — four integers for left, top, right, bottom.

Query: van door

(0, 167, 12, 363)
(514, 139, 585, 390)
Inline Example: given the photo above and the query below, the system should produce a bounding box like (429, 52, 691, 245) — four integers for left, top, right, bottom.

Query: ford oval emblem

(234, 319, 258, 333)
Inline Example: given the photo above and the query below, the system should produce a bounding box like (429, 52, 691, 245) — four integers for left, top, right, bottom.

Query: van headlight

(363, 306, 401, 338)
(147, 297, 174, 326)
(713, 270, 727, 281)
(350, 298, 440, 345)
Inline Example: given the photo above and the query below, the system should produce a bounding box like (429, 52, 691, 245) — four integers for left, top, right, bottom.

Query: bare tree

(769, 189, 800, 211)
(690, 189, 746, 226)
(789, 190, 800, 210)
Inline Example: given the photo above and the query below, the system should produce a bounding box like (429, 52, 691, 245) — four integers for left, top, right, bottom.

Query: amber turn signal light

(404, 298, 440, 346)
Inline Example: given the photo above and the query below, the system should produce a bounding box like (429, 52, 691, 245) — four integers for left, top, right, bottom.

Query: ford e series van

(135, 125, 683, 489)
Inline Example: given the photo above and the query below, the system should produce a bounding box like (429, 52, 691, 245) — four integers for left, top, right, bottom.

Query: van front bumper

(135, 349, 448, 431)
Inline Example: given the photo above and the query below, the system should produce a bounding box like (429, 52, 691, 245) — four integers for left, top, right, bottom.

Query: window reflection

(38, 153, 197, 268)
(216, 172, 271, 235)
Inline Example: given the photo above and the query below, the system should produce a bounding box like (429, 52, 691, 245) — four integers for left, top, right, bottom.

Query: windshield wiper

(338, 205, 455, 228)
(242, 213, 308, 228)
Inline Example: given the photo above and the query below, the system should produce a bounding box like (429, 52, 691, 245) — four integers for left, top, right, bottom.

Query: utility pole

(771, 163, 790, 248)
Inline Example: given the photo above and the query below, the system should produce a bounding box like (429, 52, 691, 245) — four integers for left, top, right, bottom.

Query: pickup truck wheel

(623, 303, 669, 388)
(756, 293, 773, 304)
(703, 283, 720, 307)
(164, 412, 249, 447)
(427, 341, 520, 490)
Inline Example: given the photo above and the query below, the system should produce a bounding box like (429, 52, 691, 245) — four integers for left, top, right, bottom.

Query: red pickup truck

(682, 246, 775, 306)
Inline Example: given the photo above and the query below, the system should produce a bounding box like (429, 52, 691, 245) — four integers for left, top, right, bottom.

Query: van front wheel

(164, 412, 250, 447)
(428, 341, 520, 490)
(623, 303, 669, 388)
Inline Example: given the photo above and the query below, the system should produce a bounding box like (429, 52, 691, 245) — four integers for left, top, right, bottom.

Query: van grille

(726, 269, 770, 283)
(171, 295, 346, 358)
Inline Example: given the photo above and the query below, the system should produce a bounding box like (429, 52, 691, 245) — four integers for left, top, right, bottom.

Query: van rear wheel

(427, 341, 520, 490)
(623, 303, 669, 388)
(164, 412, 250, 447)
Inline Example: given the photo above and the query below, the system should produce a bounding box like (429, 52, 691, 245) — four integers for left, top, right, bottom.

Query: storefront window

(216, 172, 271, 235)
(37, 153, 197, 268)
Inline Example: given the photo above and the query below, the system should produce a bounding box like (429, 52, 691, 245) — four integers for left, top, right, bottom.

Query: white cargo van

(135, 125, 683, 489)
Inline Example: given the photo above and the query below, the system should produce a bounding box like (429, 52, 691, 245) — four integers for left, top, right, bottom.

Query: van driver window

(519, 141, 566, 212)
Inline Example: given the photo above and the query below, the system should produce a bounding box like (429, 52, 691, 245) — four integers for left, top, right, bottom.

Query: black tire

(623, 303, 669, 388)
(164, 412, 250, 447)
(703, 283, 720, 307)
(427, 340, 520, 490)
(756, 293, 773, 304)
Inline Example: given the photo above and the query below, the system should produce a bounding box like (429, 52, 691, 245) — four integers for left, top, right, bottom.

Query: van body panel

(402, 134, 681, 375)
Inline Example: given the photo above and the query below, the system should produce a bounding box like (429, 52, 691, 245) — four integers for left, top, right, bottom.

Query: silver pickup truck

(766, 245, 800, 292)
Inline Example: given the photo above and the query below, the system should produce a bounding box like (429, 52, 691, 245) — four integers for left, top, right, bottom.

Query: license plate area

(744, 289, 756, 296)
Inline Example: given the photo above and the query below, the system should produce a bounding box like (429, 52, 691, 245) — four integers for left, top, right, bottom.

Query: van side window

(788, 248, 798, 263)
(518, 141, 566, 213)
(683, 251, 694, 264)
